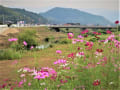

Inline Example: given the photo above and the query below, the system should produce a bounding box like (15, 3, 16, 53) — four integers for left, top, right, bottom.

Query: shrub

(44, 37, 50, 42)
(54, 40, 59, 43)
(59, 38, 72, 44)
(44, 36, 55, 43)
(49, 44, 54, 48)
(115, 37, 120, 41)
(18, 30, 38, 49)
(97, 29, 106, 34)
(0, 49, 22, 60)
(10, 43, 23, 51)
(111, 29, 117, 32)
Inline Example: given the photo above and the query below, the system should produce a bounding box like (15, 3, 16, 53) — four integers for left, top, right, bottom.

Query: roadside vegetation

(0, 22, 120, 90)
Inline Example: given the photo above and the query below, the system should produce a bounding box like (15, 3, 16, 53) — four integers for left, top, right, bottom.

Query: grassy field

(0, 26, 120, 90)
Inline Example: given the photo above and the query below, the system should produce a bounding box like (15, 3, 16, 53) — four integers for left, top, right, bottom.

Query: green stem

(117, 25, 119, 34)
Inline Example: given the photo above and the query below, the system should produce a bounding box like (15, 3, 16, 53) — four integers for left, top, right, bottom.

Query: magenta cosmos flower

(76, 52, 85, 57)
(81, 29, 89, 34)
(68, 33, 74, 39)
(56, 50, 62, 54)
(34, 72, 49, 80)
(30, 46, 34, 49)
(54, 59, 66, 64)
(93, 80, 101, 86)
(8, 38, 18, 42)
(106, 30, 112, 34)
(115, 20, 119, 24)
(28, 82, 31, 86)
(78, 35, 84, 39)
(23, 41, 27, 46)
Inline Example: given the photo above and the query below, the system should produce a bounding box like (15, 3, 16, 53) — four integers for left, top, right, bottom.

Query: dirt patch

(0, 28, 19, 49)
(0, 56, 56, 84)
(1, 28, 19, 36)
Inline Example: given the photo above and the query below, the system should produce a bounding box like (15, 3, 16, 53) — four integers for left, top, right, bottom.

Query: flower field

(0, 23, 120, 90)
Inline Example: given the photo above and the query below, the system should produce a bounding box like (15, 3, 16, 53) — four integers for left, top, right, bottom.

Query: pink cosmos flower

(56, 50, 62, 54)
(1, 83, 7, 88)
(78, 35, 84, 39)
(18, 80, 24, 87)
(54, 59, 66, 64)
(3, 79, 9, 82)
(23, 67, 31, 72)
(77, 47, 81, 50)
(30, 46, 34, 49)
(85, 41, 93, 47)
(8, 38, 18, 42)
(76, 52, 84, 57)
(95, 51, 102, 56)
(93, 80, 101, 86)
(23, 41, 27, 46)
(20, 74, 25, 77)
(41, 67, 57, 77)
(81, 29, 89, 34)
(93, 32, 101, 35)
(68, 33, 74, 39)
(119, 34, 120, 37)
(107, 34, 115, 40)
(72, 39, 84, 44)
(106, 30, 112, 34)
(28, 82, 31, 86)
(12, 60, 18, 65)
(97, 62, 100, 65)
(60, 79, 68, 83)
(10, 87, 14, 90)
(34, 71, 49, 80)
(63, 67, 71, 70)
(79, 40, 84, 43)
(23, 78, 26, 82)
(44, 88, 47, 90)
(72, 39, 77, 44)
(67, 53, 76, 58)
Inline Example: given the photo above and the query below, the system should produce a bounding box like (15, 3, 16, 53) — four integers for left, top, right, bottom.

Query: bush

(18, 30, 38, 49)
(115, 37, 120, 41)
(111, 29, 117, 32)
(97, 29, 106, 34)
(49, 44, 54, 48)
(44, 37, 50, 42)
(0, 49, 22, 60)
(10, 43, 23, 51)
(59, 39, 72, 44)
(44, 36, 55, 43)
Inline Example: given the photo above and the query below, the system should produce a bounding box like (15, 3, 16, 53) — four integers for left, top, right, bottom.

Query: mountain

(41, 7, 113, 26)
(0, 5, 47, 24)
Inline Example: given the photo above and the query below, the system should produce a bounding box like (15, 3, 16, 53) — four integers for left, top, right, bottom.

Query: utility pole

(2, 14, 4, 24)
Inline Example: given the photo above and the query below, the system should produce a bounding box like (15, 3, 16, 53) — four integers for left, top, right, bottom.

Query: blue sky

(0, 0, 119, 22)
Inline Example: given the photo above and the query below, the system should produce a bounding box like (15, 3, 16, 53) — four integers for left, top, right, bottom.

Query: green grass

(1, 27, 120, 90)
(0, 49, 22, 60)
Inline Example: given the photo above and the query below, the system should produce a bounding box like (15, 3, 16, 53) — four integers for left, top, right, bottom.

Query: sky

(0, 0, 119, 22)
